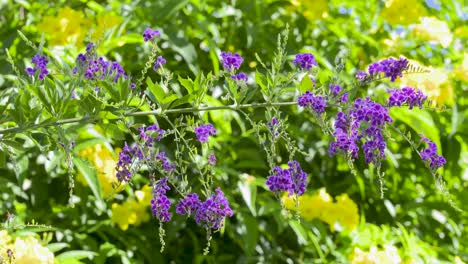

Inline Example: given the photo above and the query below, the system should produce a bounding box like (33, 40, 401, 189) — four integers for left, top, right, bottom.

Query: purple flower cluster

(194, 188, 233, 230)
(208, 154, 217, 166)
(355, 70, 368, 81)
(194, 124, 217, 143)
(292, 53, 318, 70)
(420, 138, 446, 170)
(153, 56, 166, 71)
(138, 124, 165, 147)
(387, 87, 427, 109)
(156, 152, 176, 172)
(367, 57, 409, 82)
(231, 72, 248, 82)
(143, 28, 161, 42)
(329, 84, 342, 97)
(116, 125, 165, 183)
(329, 97, 393, 164)
(298, 91, 327, 114)
(220, 51, 244, 71)
(151, 177, 171, 222)
(74, 43, 128, 83)
(116, 143, 136, 182)
(266, 160, 308, 196)
(176, 193, 201, 216)
(25, 54, 49, 80)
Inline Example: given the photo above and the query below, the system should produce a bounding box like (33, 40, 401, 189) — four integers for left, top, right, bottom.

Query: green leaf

(300, 74, 314, 93)
(289, 220, 308, 245)
(255, 70, 268, 95)
(47, 242, 69, 253)
(178, 76, 194, 93)
(146, 77, 165, 103)
(238, 178, 257, 216)
(56, 250, 97, 261)
(241, 214, 258, 256)
(73, 156, 103, 202)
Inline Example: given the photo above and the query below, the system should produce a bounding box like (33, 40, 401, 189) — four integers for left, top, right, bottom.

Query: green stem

(0, 102, 297, 135)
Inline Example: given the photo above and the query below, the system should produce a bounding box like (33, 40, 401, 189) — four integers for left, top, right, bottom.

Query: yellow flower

(381, 0, 427, 25)
(13, 236, 55, 264)
(91, 13, 123, 41)
(78, 144, 122, 197)
(332, 194, 359, 231)
(283, 188, 359, 231)
(289, 0, 328, 21)
(135, 185, 153, 205)
(111, 186, 152, 231)
(398, 60, 453, 106)
(37, 7, 92, 48)
(413, 17, 453, 48)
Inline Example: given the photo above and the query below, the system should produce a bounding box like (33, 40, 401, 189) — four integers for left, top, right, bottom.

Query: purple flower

(151, 177, 171, 222)
(153, 56, 166, 71)
(194, 124, 217, 143)
(74, 46, 129, 83)
(116, 143, 135, 182)
(176, 193, 201, 216)
(356, 70, 368, 81)
(268, 118, 280, 139)
(387, 87, 427, 109)
(420, 138, 446, 170)
(298, 91, 327, 114)
(130, 83, 136, 89)
(220, 51, 243, 71)
(143, 28, 161, 42)
(340, 92, 349, 103)
(86, 43, 95, 53)
(156, 152, 176, 172)
(292, 53, 317, 70)
(208, 154, 217, 166)
(25, 54, 49, 80)
(266, 160, 308, 196)
(367, 57, 409, 82)
(231, 72, 248, 82)
(138, 124, 164, 147)
(194, 188, 233, 230)
(329, 98, 393, 164)
(329, 84, 342, 97)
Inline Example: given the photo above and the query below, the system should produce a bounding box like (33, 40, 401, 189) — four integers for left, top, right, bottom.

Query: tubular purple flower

(151, 177, 172, 222)
(176, 193, 201, 216)
(231, 72, 248, 82)
(25, 54, 49, 80)
(387, 87, 427, 109)
(143, 28, 161, 42)
(153, 56, 166, 71)
(367, 57, 409, 82)
(298, 91, 327, 114)
(420, 138, 446, 170)
(194, 188, 233, 230)
(194, 124, 217, 143)
(266, 160, 308, 196)
(292, 53, 317, 70)
(220, 51, 243, 71)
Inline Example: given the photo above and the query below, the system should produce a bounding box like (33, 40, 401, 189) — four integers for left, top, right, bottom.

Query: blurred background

(0, 0, 467, 263)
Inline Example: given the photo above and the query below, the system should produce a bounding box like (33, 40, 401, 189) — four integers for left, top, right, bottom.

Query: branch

(0, 102, 298, 135)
